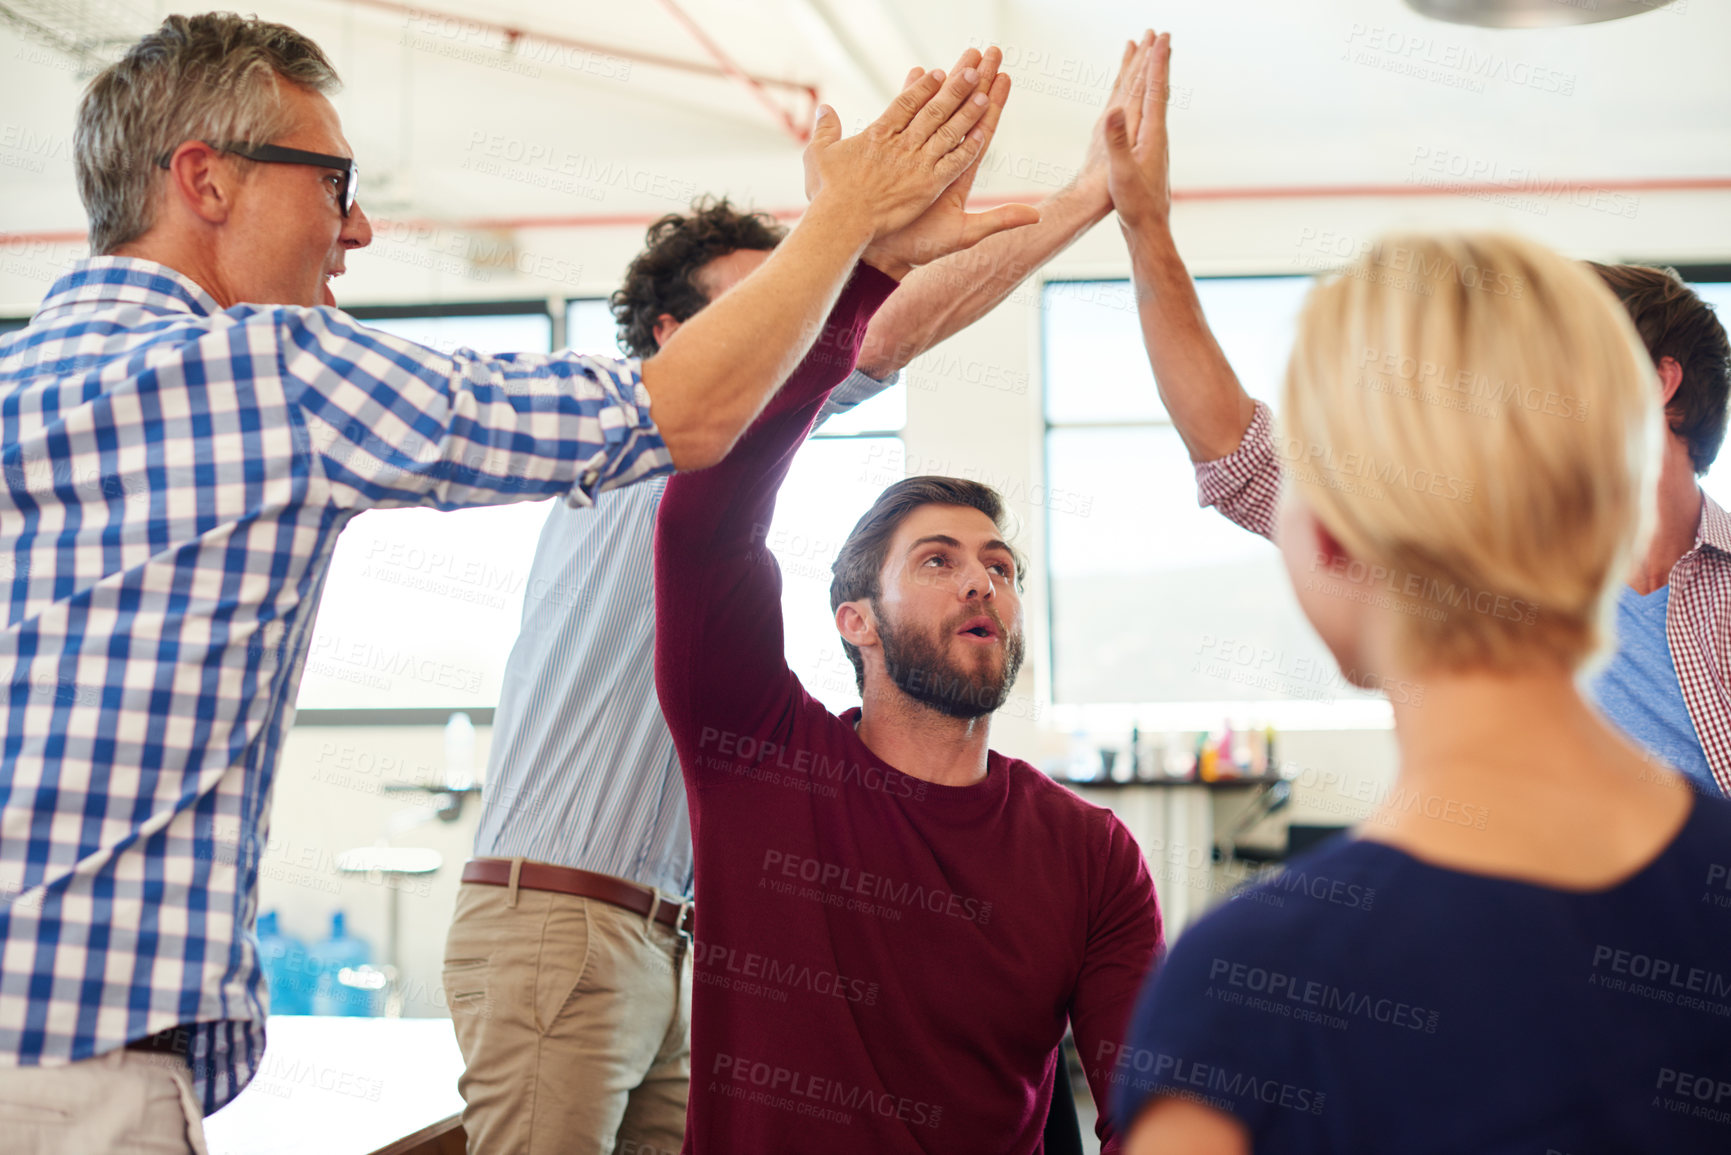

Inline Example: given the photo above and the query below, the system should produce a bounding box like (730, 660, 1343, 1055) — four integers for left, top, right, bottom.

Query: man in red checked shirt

(652, 47, 1162, 1155)
(1102, 28, 1731, 799)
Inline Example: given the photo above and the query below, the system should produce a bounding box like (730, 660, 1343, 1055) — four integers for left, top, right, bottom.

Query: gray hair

(75, 13, 341, 255)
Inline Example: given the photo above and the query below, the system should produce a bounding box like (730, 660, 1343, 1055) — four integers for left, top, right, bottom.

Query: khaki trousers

(0, 1048, 210, 1154)
(443, 876, 692, 1155)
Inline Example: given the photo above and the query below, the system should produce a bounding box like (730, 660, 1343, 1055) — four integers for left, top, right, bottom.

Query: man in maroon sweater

(654, 263, 1162, 1153)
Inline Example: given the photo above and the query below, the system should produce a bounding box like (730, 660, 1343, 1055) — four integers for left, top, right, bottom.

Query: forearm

(641, 195, 876, 470)
(857, 182, 1108, 377)
(654, 267, 898, 747)
(1125, 222, 1257, 463)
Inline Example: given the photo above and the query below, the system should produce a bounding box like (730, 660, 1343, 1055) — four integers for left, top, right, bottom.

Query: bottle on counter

(256, 910, 314, 1016)
(311, 911, 378, 1017)
(1161, 731, 1189, 778)
(1139, 730, 1166, 782)
(1214, 720, 1239, 779)
(1199, 732, 1219, 782)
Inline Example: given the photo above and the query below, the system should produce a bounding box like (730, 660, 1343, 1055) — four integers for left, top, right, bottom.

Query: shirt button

(580, 468, 600, 489)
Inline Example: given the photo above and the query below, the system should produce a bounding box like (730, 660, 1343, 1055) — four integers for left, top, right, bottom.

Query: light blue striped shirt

(473, 370, 896, 896)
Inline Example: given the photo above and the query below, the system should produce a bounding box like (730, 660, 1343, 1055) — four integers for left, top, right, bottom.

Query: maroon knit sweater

(655, 265, 1162, 1153)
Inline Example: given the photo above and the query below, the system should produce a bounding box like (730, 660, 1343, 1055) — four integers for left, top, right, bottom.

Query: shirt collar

(34, 256, 224, 323)
(1696, 489, 1731, 556)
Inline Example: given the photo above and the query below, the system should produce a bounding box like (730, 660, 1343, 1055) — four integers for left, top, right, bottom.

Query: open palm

(864, 48, 1039, 276)
(1105, 30, 1173, 232)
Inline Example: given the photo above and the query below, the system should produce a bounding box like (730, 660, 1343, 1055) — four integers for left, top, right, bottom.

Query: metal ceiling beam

(332, 0, 817, 141)
(652, 0, 814, 143)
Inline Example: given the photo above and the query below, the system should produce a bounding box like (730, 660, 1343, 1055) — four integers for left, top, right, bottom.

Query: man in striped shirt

(446, 40, 1159, 1155)
(1104, 31, 1731, 796)
(0, 12, 1025, 1151)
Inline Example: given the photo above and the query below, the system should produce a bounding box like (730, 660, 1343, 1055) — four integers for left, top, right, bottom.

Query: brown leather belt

(462, 858, 692, 936)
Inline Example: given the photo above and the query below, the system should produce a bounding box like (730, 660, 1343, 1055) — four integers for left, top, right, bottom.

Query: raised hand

(801, 47, 1031, 272)
(1076, 35, 1156, 215)
(1105, 30, 1173, 232)
(859, 47, 1040, 278)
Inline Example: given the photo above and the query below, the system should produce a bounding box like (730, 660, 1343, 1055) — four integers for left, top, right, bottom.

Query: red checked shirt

(1196, 401, 1731, 797)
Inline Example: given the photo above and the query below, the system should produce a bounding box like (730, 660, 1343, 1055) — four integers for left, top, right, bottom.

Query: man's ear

(836, 600, 877, 650)
(161, 141, 235, 226)
(652, 313, 681, 350)
(1657, 355, 1684, 407)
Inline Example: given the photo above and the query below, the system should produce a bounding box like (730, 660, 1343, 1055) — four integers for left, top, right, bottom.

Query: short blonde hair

(1281, 232, 1661, 672)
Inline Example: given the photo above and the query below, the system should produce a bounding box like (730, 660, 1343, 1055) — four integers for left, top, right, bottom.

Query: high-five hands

(861, 48, 1041, 279)
(1105, 30, 1174, 232)
(1074, 34, 1159, 216)
(803, 46, 1039, 280)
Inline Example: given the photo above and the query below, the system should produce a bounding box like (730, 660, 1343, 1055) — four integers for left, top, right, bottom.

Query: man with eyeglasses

(0, 13, 1032, 1151)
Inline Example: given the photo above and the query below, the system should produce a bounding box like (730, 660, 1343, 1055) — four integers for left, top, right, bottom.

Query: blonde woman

(1101, 32, 1731, 1155)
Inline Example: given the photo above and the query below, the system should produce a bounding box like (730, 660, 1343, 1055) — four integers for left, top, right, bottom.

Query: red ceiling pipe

(337, 0, 818, 141)
(4, 177, 1729, 248)
(651, 0, 813, 143)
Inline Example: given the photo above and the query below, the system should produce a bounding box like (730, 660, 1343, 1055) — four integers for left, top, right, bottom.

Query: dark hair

(609, 197, 785, 358)
(828, 476, 1026, 692)
(1588, 262, 1731, 474)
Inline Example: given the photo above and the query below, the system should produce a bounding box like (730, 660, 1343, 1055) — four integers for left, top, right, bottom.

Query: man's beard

(875, 601, 1026, 720)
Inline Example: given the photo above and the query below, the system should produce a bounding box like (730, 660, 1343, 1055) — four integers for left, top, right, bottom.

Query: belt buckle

(647, 892, 694, 940)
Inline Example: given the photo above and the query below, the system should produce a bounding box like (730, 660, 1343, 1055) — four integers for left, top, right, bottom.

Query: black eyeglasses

(155, 141, 359, 217)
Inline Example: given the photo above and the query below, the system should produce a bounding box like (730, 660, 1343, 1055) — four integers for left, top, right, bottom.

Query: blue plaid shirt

(0, 257, 671, 1112)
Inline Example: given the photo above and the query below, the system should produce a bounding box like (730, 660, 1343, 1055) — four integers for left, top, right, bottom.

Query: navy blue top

(1113, 792, 1731, 1154)
(1590, 585, 1718, 794)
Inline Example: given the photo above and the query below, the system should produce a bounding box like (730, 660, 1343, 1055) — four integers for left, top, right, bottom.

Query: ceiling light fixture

(1404, 0, 1679, 28)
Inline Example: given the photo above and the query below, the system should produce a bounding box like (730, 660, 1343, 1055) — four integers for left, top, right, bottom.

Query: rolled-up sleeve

(1195, 400, 1281, 542)
(272, 305, 670, 512)
(814, 366, 900, 428)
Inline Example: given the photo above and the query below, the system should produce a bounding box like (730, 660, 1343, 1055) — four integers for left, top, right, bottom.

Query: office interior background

(1, 0, 1728, 1145)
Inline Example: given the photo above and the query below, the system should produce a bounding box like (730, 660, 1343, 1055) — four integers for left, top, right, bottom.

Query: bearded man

(651, 264, 1164, 1152)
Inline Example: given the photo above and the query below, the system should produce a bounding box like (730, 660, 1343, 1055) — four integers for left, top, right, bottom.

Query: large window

(567, 297, 908, 715)
(297, 303, 557, 712)
(299, 299, 904, 716)
(1042, 277, 1379, 729)
(1043, 268, 1731, 730)
(769, 430, 904, 716)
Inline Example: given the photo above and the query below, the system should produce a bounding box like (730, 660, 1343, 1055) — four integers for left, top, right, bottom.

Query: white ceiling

(0, 0, 1726, 262)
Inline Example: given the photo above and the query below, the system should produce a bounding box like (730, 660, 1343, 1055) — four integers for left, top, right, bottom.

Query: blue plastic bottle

(255, 911, 314, 1015)
(310, 911, 378, 1017)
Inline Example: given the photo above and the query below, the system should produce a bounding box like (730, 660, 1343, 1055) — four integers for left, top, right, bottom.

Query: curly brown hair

(1588, 262, 1731, 474)
(609, 197, 785, 358)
